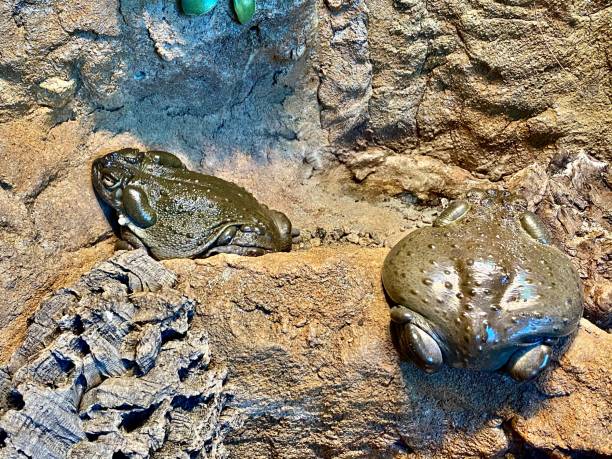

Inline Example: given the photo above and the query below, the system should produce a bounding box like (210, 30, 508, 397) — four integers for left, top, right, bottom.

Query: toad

(92, 148, 297, 260)
(382, 189, 583, 381)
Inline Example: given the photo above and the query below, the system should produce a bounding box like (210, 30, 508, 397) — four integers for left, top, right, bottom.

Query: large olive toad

(382, 189, 583, 381)
(92, 148, 297, 260)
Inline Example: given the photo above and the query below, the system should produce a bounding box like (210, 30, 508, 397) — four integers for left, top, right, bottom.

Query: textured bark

(0, 250, 234, 459)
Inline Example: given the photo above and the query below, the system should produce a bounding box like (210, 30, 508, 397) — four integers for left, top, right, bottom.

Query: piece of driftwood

(0, 250, 234, 459)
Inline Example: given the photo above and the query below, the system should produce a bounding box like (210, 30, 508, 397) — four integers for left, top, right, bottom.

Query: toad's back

(382, 190, 583, 370)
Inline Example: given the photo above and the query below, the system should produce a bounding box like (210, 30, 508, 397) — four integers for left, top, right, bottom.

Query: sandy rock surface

(167, 247, 611, 458)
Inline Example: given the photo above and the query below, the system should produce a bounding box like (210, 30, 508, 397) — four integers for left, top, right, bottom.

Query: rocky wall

(1, 0, 610, 345)
(0, 0, 610, 456)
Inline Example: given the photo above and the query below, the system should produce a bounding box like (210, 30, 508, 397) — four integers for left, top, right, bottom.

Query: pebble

(181, 0, 218, 15)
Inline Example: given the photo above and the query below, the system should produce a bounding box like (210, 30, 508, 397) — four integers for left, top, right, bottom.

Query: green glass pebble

(233, 0, 255, 24)
(181, 0, 218, 16)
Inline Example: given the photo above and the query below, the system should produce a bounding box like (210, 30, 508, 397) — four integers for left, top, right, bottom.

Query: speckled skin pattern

(382, 189, 584, 380)
(92, 148, 294, 260)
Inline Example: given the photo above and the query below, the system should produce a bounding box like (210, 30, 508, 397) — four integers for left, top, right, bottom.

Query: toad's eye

(102, 173, 120, 189)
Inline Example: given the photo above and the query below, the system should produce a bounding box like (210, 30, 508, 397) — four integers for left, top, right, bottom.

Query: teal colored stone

(181, 0, 218, 16)
(233, 0, 255, 24)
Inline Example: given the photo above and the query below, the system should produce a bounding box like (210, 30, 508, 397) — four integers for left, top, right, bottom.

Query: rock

(318, 0, 372, 143)
(164, 247, 611, 457)
(340, 147, 390, 181)
(57, 0, 122, 36)
(0, 187, 52, 335)
(0, 79, 31, 120)
(507, 162, 550, 211)
(319, 0, 611, 190)
(2, 248, 609, 457)
(0, 0, 609, 369)
(30, 163, 112, 253)
(535, 152, 612, 328)
(0, 0, 322, 153)
(510, 319, 612, 457)
(357, 153, 488, 200)
(36, 77, 77, 108)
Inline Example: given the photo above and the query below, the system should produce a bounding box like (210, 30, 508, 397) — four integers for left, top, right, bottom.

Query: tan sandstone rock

(163, 247, 612, 458)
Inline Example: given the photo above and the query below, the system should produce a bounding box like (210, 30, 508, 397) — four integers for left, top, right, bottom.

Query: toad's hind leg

(391, 307, 443, 373)
(506, 344, 552, 381)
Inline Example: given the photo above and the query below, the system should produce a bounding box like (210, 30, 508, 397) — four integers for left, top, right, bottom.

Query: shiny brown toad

(92, 148, 298, 260)
(382, 189, 583, 381)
